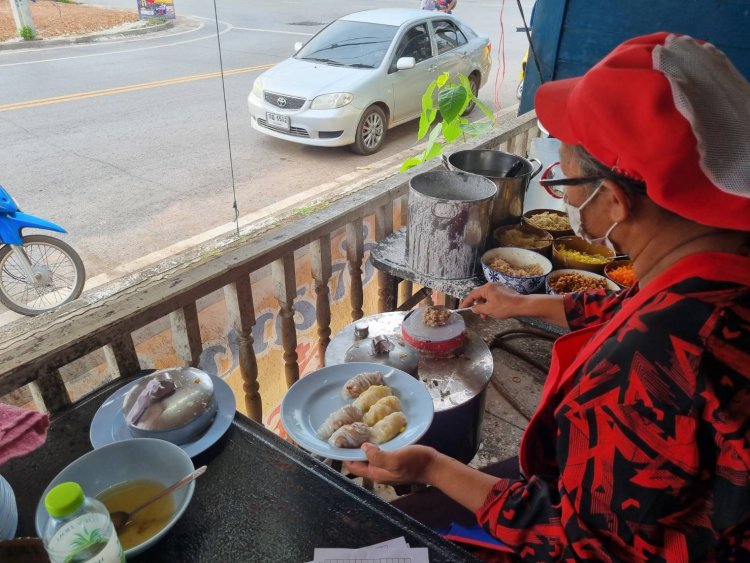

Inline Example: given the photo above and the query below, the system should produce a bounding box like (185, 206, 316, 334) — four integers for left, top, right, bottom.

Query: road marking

(232, 26, 315, 36)
(0, 19, 233, 67)
(0, 64, 274, 112)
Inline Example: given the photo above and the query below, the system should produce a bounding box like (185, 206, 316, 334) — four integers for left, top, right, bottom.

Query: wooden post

(104, 334, 141, 379)
(170, 303, 203, 367)
(273, 254, 299, 387)
(224, 276, 262, 421)
(310, 235, 333, 363)
(29, 368, 70, 414)
(346, 219, 364, 321)
(374, 202, 396, 313)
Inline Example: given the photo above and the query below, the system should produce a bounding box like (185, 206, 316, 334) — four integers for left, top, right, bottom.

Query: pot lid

(122, 367, 215, 432)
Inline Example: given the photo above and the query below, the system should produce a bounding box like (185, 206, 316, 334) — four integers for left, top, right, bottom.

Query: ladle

(109, 465, 207, 533)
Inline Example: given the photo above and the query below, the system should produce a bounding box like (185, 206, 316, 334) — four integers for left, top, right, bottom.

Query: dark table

(3, 376, 478, 562)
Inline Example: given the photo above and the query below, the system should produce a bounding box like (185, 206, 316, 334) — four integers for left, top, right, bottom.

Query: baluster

(273, 254, 300, 387)
(398, 197, 413, 308)
(346, 219, 364, 321)
(310, 235, 333, 362)
(29, 368, 70, 414)
(104, 334, 141, 379)
(170, 303, 203, 367)
(224, 276, 262, 421)
(518, 128, 531, 157)
(375, 202, 396, 312)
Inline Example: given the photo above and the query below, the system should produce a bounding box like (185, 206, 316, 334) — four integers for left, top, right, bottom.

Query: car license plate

(267, 112, 290, 131)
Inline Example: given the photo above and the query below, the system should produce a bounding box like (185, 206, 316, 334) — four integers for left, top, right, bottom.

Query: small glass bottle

(42, 481, 125, 563)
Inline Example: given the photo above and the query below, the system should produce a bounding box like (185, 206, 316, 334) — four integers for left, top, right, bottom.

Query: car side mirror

(396, 57, 416, 71)
(294, 41, 303, 53)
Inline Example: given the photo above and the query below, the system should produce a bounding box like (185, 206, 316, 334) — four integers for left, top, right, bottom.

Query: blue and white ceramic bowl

(481, 247, 553, 294)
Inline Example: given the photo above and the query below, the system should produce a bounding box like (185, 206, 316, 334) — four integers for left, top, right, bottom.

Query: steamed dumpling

(370, 412, 408, 445)
(352, 385, 392, 413)
(328, 422, 371, 448)
(344, 371, 384, 398)
(363, 396, 401, 426)
(317, 404, 363, 439)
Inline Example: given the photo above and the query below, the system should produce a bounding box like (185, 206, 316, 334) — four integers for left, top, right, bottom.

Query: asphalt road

(0, 0, 533, 282)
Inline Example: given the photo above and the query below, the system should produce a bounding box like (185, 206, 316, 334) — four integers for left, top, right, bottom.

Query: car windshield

(295, 20, 398, 69)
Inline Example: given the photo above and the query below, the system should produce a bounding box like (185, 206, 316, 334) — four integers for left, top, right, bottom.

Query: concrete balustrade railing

(0, 111, 541, 418)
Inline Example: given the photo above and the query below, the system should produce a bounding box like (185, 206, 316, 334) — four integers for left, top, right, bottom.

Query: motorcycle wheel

(0, 234, 86, 316)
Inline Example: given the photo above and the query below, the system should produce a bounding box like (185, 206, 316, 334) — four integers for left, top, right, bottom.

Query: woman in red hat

(346, 32, 750, 561)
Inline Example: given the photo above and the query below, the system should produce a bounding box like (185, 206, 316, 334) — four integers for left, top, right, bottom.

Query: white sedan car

(248, 9, 491, 155)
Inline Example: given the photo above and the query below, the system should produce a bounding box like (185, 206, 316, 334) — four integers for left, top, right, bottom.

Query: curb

(0, 19, 176, 51)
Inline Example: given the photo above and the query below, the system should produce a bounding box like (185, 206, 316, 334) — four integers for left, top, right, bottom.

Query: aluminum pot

(444, 149, 543, 230)
(407, 170, 497, 279)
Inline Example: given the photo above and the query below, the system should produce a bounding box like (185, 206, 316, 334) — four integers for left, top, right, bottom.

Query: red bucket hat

(535, 32, 750, 231)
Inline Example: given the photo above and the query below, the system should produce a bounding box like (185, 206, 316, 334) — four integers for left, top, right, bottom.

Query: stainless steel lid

(123, 367, 215, 432)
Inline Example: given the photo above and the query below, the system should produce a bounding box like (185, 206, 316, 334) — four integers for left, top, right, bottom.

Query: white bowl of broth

(35, 438, 195, 557)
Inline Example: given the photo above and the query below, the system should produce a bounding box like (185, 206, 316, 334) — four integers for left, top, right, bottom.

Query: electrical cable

(515, 0, 545, 84)
(211, 0, 241, 236)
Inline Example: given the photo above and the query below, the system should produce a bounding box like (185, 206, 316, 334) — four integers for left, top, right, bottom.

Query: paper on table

(307, 536, 429, 563)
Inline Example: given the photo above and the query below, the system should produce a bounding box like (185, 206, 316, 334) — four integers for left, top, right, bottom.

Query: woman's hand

(344, 444, 438, 485)
(460, 283, 524, 320)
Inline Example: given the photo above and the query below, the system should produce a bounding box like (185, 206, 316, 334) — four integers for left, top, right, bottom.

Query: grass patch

(294, 202, 330, 217)
(145, 16, 167, 25)
(18, 25, 35, 40)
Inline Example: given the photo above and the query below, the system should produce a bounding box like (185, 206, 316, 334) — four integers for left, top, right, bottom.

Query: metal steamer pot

(444, 150, 543, 230)
(407, 171, 497, 280)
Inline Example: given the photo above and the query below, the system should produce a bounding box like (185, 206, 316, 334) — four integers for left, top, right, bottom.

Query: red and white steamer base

(401, 306, 466, 357)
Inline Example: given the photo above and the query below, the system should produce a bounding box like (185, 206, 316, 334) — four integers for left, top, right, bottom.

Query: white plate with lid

(90, 373, 235, 458)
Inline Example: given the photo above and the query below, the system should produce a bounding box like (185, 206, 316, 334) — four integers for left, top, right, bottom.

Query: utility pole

(9, 0, 37, 37)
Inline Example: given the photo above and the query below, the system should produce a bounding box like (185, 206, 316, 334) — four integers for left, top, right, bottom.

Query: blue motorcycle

(0, 185, 85, 316)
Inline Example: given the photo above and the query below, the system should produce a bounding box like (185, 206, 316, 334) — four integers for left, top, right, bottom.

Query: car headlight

(310, 93, 353, 110)
(252, 78, 263, 98)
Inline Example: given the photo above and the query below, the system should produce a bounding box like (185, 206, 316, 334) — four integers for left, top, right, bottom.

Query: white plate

(90, 374, 236, 457)
(280, 362, 434, 461)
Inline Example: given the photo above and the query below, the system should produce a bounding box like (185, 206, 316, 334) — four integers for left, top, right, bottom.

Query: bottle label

(46, 514, 125, 563)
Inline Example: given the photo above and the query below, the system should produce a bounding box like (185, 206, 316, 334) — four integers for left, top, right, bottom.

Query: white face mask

(564, 184, 619, 252)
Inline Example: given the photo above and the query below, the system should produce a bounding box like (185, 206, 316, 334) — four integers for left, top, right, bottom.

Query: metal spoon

(109, 466, 207, 533)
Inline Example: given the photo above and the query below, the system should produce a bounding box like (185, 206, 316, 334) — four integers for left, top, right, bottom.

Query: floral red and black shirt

(477, 254, 750, 561)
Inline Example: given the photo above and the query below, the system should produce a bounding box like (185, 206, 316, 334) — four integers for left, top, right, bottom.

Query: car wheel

(351, 105, 387, 155)
(463, 74, 480, 115)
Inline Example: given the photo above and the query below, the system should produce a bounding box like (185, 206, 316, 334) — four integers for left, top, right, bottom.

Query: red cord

(493, 0, 507, 109)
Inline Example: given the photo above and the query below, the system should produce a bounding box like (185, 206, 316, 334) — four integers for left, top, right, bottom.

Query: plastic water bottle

(42, 481, 125, 563)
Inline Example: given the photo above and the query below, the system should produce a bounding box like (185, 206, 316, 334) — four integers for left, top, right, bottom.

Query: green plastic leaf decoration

(460, 121, 493, 137)
(438, 85, 468, 124)
(421, 82, 437, 111)
(400, 156, 424, 172)
(475, 98, 495, 123)
(417, 108, 437, 140)
(442, 119, 463, 142)
(423, 140, 444, 161)
(459, 74, 474, 97)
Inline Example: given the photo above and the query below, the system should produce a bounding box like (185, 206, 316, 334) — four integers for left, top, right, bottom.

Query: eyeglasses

(539, 162, 605, 199)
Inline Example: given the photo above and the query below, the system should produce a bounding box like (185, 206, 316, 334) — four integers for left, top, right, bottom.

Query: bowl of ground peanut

(481, 247, 553, 294)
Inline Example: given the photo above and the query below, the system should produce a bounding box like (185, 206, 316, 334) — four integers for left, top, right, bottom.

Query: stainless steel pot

(406, 170, 497, 280)
(444, 150, 543, 229)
